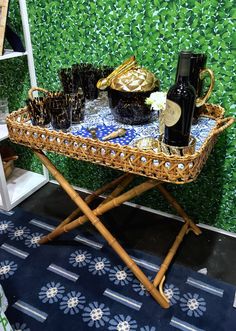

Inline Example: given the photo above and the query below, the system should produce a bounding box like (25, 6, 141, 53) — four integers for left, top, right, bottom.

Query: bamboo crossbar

(34, 149, 169, 308)
(42, 174, 135, 242)
(157, 184, 201, 235)
(99, 174, 135, 206)
(56, 173, 132, 230)
(40, 177, 159, 243)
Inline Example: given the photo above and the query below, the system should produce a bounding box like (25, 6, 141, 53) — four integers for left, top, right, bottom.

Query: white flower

(164, 283, 180, 305)
(25, 233, 43, 248)
(180, 293, 206, 317)
(0, 260, 18, 279)
(38, 282, 65, 304)
(109, 265, 133, 286)
(60, 291, 86, 315)
(145, 91, 167, 111)
(82, 302, 110, 328)
(0, 220, 14, 234)
(88, 257, 111, 276)
(69, 250, 92, 268)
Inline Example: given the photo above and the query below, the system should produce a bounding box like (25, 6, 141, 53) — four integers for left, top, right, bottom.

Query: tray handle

(28, 87, 50, 100)
(213, 117, 235, 136)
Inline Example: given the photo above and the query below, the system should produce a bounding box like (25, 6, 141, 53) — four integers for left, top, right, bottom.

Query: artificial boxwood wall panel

(1, 0, 235, 231)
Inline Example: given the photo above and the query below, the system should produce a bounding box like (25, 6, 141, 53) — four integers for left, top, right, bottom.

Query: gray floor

(19, 182, 236, 286)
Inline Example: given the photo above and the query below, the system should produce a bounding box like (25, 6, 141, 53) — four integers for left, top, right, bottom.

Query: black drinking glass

(27, 97, 51, 127)
(46, 94, 71, 131)
(69, 88, 85, 124)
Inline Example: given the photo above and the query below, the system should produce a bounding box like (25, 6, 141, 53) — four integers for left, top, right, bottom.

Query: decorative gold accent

(102, 128, 126, 141)
(110, 67, 158, 92)
(28, 87, 51, 100)
(135, 137, 159, 151)
(96, 56, 159, 92)
(196, 68, 215, 107)
(164, 100, 182, 127)
(158, 134, 196, 156)
(96, 56, 137, 90)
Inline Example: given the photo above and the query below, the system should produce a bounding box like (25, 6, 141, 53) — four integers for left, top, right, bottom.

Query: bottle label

(164, 99, 181, 127)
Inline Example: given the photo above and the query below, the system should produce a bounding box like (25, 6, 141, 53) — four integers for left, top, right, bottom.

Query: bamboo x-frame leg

(35, 149, 201, 309)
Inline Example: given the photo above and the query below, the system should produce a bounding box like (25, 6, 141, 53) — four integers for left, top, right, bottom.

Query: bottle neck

(175, 51, 192, 83)
(176, 75, 190, 84)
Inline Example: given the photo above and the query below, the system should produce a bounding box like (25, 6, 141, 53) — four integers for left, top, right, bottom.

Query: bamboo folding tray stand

(6, 103, 234, 309)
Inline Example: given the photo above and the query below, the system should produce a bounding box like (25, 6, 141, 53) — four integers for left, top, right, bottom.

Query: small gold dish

(158, 134, 196, 156)
(134, 137, 159, 151)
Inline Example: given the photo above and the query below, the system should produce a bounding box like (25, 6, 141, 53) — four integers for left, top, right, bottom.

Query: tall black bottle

(164, 51, 196, 147)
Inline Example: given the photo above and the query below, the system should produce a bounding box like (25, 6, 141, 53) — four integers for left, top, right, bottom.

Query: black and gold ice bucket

(97, 56, 160, 125)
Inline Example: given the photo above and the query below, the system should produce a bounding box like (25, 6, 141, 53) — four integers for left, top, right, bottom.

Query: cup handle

(195, 68, 215, 107)
(28, 87, 50, 100)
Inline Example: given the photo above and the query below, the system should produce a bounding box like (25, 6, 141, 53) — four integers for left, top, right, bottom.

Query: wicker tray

(6, 103, 234, 184)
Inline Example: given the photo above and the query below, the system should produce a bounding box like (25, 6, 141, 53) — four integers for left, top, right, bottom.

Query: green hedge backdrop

(0, 0, 235, 231)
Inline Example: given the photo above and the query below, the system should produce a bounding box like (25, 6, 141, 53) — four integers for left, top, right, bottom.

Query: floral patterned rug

(0, 207, 235, 331)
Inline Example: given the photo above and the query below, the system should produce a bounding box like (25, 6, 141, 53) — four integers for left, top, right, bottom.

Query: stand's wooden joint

(107, 237, 117, 246)
(63, 226, 69, 233)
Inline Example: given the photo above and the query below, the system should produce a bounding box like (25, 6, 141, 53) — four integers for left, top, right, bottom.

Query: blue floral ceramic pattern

(109, 265, 133, 286)
(38, 282, 65, 304)
(88, 257, 111, 276)
(72, 125, 136, 146)
(24, 233, 43, 248)
(68, 96, 216, 151)
(59, 291, 86, 315)
(0, 260, 18, 280)
(0, 220, 14, 234)
(108, 314, 137, 330)
(180, 293, 206, 317)
(8, 226, 31, 241)
(69, 250, 92, 268)
(82, 302, 110, 328)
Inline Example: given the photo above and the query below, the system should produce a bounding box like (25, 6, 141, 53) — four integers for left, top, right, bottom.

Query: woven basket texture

(6, 103, 234, 184)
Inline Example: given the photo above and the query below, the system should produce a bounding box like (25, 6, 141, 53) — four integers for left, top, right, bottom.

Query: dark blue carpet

(0, 207, 235, 331)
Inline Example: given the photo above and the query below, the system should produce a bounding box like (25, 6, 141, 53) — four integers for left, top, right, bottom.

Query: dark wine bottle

(164, 51, 196, 147)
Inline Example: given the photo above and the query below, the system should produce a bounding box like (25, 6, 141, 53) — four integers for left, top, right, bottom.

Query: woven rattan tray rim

(6, 103, 234, 184)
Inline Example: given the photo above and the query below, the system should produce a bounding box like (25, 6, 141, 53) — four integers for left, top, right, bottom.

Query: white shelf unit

(0, 0, 48, 211)
(0, 49, 27, 60)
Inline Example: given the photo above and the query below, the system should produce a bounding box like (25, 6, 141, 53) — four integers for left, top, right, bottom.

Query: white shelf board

(0, 49, 27, 61)
(0, 167, 48, 211)
(0, 124, 8, 142)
